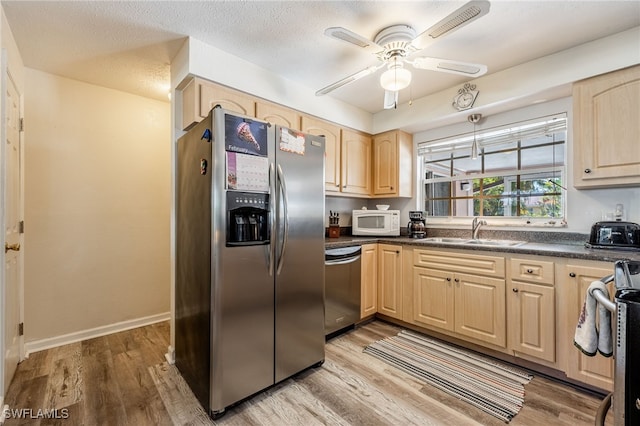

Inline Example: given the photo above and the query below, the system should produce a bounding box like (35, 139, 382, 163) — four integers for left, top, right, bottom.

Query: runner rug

(364, 330, 533, 422)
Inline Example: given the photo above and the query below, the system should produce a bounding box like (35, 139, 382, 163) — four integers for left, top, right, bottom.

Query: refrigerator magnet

(279, 128, 305, 155)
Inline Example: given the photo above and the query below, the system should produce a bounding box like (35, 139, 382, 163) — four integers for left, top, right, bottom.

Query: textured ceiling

(2, 1, 639, 113)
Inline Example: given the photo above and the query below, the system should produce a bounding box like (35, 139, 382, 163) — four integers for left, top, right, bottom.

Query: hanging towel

(574, 280, 613, 357)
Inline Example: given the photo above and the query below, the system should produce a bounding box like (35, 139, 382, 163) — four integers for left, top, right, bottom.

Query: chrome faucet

(471, 216, 487, 240)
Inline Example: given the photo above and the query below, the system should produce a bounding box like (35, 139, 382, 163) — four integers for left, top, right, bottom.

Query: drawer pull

(584, 168, 591, 174)
(446, 277, 451, 282)
(512, 288, 519, 293)
(454, 278, 460, 283)
(526, 269, 533, 274)
(569, 272, 576, 278)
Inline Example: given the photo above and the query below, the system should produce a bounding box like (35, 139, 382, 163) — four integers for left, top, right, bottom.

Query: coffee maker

(408, 211, 427, 239)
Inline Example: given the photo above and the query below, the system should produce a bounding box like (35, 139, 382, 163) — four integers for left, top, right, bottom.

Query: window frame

(418, 114, 568, 227)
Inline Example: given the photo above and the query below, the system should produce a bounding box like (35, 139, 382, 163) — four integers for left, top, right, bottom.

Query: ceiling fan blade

(383, 90, 399, 109)
(410, 0, 491, 51)
(324, 27, 383, 52)
(412, 57, 487, 77)
(316, 63, 384, 96)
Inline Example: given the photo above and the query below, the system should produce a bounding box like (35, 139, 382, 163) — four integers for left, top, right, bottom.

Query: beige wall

(23, 69, 171, 343)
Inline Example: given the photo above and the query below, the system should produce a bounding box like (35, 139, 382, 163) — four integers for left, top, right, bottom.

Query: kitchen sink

(463, 239, 526, 247)
(423, 237, 525, 247)
(423, 237, 469, 244)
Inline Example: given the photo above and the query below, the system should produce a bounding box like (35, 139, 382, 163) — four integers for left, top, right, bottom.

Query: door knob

(5, 243, 20, 253)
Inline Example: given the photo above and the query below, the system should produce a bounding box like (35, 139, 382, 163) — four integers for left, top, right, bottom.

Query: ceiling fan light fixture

(380, 65, 412, 91)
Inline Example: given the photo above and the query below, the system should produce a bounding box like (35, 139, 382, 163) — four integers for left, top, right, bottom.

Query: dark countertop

(325, 235, 640, 263)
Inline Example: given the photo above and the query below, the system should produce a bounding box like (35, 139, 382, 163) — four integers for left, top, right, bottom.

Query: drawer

(509, 258, 554, 285)
(413, 249, 505, 278)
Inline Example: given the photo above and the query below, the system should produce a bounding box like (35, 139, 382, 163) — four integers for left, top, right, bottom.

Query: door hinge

(19, 117, 24, 132)
(19, 220, 24, 233)
(18, 322, 24, 336)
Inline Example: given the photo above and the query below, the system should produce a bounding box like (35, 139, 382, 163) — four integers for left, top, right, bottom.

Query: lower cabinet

(377, 244, 403, 319)
(360, 244, 377, 319)
(562, 262, 615, 392)
(507, 257, 556, 363)
(412, 249, 506, 348)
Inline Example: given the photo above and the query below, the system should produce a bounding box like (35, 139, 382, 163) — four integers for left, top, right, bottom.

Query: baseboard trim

(24, 312, 170, 357)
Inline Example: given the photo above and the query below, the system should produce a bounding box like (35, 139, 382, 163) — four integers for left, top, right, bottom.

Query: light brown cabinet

(301, 116, 342, 193)
(256, 100, 301, 130)
(561, 262, 614, 392)
(360, 244, 378, 319)
(377, 244, 403, 319)
(573, 65, 640, 188)
(301, 118, 371, 195)
(412, 249, 506, 348)
(182, 77, 255, 130)
(507, 257, 556, 363)
(341, 129, 372, 196)
(372, 130, 413, 197)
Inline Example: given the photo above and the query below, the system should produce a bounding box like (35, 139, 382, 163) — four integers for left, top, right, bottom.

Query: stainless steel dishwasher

(324, 246, 361, 336)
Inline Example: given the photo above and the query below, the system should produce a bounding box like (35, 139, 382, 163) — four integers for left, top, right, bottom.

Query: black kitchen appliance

(591, 260, 640, 425)
(587, 221, 640, 250)
(408, 211, 427, 239)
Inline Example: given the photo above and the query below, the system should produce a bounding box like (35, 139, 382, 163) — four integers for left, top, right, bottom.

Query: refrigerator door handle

(269, 162, 276, 276)
(276, 163, 289, 275)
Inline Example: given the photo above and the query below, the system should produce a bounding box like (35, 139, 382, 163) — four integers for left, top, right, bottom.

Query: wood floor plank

(81, 349, 128, 425)
(42, 346, 83, 411)
(113, 350, 173, 425)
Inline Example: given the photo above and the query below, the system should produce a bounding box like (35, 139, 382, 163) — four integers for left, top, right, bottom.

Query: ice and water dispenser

(226, 191, 270, 246)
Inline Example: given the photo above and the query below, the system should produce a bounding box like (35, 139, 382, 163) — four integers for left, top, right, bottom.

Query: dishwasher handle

(325, 255, 361, 266)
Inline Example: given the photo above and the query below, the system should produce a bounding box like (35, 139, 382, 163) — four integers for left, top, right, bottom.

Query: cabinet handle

(512, 288, 519, 293)
(569, 272, 576, 277)
(446, 277, 451, 282)
(454, 278, 459, 283)
(584, 168, 591, 174)
(395, 250, 400, 254)
(526, 269, 533, 274)
(335, 184, 340, 187)
(390, 186, 394, 190)
(343, 185, 347, 188)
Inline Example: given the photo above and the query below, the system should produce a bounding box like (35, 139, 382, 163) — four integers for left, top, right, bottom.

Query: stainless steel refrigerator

(175, 107, 325, 418)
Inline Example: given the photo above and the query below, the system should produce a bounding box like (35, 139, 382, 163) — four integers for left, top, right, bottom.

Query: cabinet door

(509, 281, 555, 362)
(199, 81, 255, 118)
(256, 101, 301, 130)
(573, 65, 640, 188)
(341, 129, 372, 195)
(413, 267, 454, 331)
(454, 272, 506, 348)
(360, 244, 378, 318)
(372, 131, 398, 195)
(564, 264, 615, 391)
(301, 116, 341, 193)
(377, 244, 402, 319)
(182, 78, 256, 130)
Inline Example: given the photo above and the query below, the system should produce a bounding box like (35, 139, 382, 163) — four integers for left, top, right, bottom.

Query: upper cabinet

(372, 130, 413, 197)
(181, 77, 413, 199)
(182, 77, 255, 130)
(302, 115, 371, 196)
(573, 65, 640, 188)
(256, 100, 301, 130)
(301, 116, 342, 193)
(340, 129, 372, 196)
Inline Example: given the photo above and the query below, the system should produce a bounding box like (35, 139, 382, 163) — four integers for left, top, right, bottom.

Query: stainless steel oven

(592, 260, 640, 425)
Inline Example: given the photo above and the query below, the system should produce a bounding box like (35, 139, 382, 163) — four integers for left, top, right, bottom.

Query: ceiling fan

(316, 0, 491, 109)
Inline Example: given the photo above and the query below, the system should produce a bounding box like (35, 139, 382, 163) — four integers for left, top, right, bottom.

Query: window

(418, 114, 566, 221)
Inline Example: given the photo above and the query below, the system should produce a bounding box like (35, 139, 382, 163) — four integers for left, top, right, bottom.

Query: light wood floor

(2, 320, 613, 425)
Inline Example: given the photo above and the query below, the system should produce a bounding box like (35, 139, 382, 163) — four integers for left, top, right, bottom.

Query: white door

(1, 58, 23, 396)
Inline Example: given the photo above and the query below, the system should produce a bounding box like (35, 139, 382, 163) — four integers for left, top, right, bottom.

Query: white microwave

(352, 209, 400, 236)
